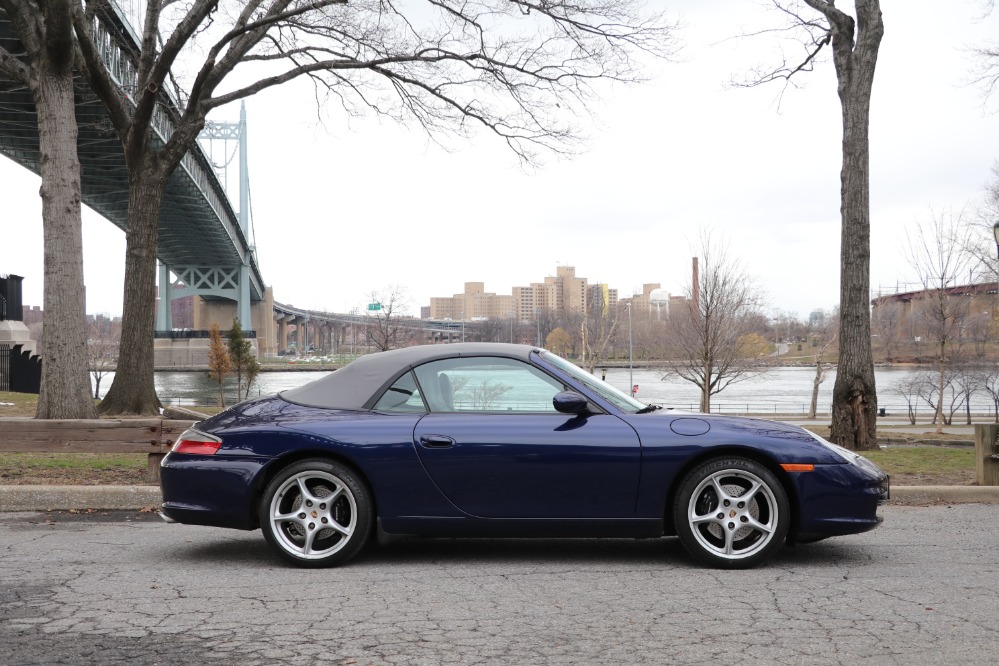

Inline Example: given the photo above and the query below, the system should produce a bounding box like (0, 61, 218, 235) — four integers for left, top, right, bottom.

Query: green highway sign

(367, 303, 382, 311)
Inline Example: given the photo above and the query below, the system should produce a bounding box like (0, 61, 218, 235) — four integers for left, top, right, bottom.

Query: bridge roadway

(0, 2, 264, 331)
(270, 301, 466, 353)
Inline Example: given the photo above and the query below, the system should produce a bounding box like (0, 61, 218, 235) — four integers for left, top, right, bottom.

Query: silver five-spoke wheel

(260, 459, 372, 567)
(674, 457, 789, 569)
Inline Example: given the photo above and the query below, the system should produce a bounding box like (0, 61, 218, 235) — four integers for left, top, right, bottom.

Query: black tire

(672, 457, 789, 569)
(259, 459, 374, 567)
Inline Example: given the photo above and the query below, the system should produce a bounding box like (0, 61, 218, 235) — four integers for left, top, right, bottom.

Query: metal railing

(0, 344, 9, 391)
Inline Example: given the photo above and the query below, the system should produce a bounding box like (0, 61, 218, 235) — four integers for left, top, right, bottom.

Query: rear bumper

(159, 452, 269, 530)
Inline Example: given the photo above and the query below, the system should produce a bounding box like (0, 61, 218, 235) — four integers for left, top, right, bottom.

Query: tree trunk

(935, 352, 945, 434)
(98, 166, 165, 415)
(34, 53, 98, 419)
(828, 1, 883, 451)
(700, 360, 711, 412)
(809, 363, 824, 419)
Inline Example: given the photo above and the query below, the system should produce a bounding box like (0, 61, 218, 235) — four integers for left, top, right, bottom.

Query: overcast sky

(3, 0, 999, 320)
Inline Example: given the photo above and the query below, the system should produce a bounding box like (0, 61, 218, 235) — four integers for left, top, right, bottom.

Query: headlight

(805, 430, 885, 475)
(805, 430, 856, 463)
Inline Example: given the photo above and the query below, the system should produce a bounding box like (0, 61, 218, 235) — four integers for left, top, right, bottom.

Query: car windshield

(539, 351, 647, 413)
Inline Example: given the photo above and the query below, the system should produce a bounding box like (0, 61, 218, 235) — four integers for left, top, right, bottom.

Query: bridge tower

(156, 101, 256, 336)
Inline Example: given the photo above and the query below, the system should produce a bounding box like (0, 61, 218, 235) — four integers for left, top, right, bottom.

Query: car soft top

(280, 342, 541, 410)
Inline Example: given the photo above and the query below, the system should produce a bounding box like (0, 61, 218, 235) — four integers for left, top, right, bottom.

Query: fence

(0, 343, 7, 391)
(0, 418, 198, 482)
(0, 343, 41, 394)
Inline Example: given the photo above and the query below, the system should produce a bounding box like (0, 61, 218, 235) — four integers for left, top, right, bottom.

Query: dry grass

(0, 391, 40, 417)
(0, 452, 149, 485)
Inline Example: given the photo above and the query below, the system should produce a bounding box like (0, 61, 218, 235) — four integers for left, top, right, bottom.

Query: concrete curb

(1, 484, 999, 512)
(0, 485, 162, 512)
(889, 485, 999, 505)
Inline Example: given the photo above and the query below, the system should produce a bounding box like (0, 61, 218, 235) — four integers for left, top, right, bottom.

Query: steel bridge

(272, 302, 467, 352)
(0, 4, 472, 363)
(0, 2, 262, 335)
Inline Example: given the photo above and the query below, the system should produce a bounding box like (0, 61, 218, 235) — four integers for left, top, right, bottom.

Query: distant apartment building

(429, 282, 513, 320)
(21, 305, 43, 327)
(429, 266, 621, 322)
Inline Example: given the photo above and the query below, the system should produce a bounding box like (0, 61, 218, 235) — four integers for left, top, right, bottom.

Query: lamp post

(993, 223, 999, 349)
(627, 301, 634, 396)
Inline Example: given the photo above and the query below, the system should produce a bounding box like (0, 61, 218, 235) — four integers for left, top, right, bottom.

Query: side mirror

(553, 390, 590, 415)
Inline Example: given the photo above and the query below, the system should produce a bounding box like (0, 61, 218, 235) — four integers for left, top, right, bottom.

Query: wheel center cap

(729, 510, 737, 518)
(311, 511, 318, 519)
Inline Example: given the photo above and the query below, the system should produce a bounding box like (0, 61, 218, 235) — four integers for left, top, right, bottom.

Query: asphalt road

(1, 506, 998, 665)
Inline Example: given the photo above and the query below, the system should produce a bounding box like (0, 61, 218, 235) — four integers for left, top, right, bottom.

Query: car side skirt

(379, 516, 664, 538)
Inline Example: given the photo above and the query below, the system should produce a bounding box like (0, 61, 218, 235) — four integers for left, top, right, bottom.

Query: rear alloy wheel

(260, 459, 373, 567)
(673, 457, 789, 569)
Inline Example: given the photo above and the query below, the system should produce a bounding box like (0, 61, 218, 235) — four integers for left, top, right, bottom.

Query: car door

(411, 356, 641, 519)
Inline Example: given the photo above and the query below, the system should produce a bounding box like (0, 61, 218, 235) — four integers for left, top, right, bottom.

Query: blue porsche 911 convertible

(159, 343, 889, 569)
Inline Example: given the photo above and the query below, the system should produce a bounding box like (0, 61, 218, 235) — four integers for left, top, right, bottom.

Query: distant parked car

(159, 343, 889, 569)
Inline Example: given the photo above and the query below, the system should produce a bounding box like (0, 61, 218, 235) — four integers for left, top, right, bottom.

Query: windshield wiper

(635, 404, 662, 414)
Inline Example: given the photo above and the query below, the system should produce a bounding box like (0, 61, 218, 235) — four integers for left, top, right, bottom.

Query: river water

(93, 365, 995, 417)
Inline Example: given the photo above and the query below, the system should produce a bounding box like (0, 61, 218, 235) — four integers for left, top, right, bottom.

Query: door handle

(419, 435, 455, 448)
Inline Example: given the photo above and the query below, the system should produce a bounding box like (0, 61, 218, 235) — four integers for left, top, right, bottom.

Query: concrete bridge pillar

(278, 318, 287, 352)
(156, 262, 173, 331)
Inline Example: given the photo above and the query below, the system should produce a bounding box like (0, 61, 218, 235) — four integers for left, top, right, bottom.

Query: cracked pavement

(1, 505, 997, 665)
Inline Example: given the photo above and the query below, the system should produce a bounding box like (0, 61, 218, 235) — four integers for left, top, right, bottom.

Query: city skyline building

(428, 265, 628, 322)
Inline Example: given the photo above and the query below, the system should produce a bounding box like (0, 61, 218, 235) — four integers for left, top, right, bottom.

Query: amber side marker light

(171, 429, 222, 455)
(780, 463, 815, 472)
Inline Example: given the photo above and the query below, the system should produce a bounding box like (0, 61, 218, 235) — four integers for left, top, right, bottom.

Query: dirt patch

(0, 469, 150, 485)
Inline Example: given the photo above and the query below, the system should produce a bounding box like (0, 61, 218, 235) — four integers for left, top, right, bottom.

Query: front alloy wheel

(260, 459, 373, 567)
(673, 457, 789, 569)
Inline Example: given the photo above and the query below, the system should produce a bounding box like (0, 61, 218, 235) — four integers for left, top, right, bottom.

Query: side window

(372, 371, 427, 413)
(413, 357, 564, 413)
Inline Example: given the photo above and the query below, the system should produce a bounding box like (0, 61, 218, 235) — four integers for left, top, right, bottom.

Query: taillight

(171, 428, 223, 455)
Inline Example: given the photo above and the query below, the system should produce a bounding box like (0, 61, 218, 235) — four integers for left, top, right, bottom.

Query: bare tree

(59, 1, 675, 415)
(871, 299, 901, 364)
(364, 286, 411, 352)
(659, 232, 771, 413)
(740, 0, 883, 449)
(534, 308, 561, 349)
(560, 291, 621, 373)
(807, 313, 838, 419)
(982, 364, 999, 423)
(892, 374, 926, 425)
(904, 209, 975, 433)
(0, 2, 97, 418)
(916, 368, 964, 426)
(86, 315, 121, 400)
(952, 363, 985, 425)
(467, 319, 505, 343)
(467, 380, 511, 410)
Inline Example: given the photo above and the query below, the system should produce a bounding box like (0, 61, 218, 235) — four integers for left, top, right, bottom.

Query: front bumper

(790, 460, 889, 537)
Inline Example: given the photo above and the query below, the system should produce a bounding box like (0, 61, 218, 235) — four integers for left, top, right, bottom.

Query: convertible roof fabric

(280, 342, 541, 410)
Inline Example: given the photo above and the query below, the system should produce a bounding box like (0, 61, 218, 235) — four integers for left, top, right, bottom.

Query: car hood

(623, 410, 849, 465)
